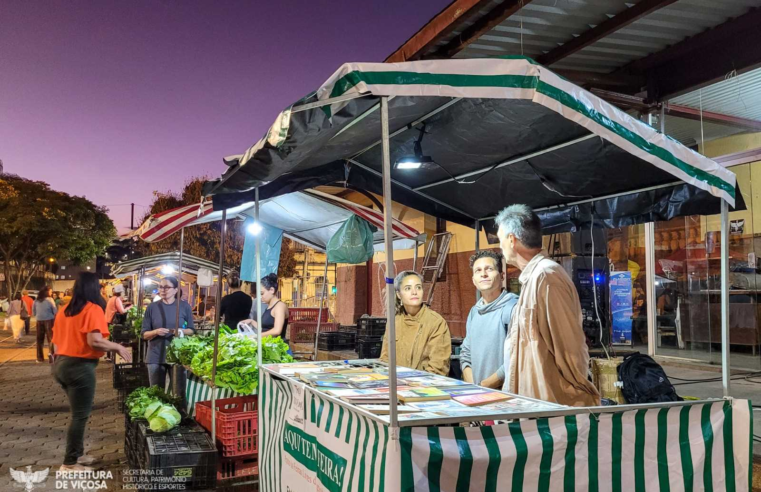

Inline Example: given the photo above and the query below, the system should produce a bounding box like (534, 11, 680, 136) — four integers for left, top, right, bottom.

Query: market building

(328, 0, 761, 371)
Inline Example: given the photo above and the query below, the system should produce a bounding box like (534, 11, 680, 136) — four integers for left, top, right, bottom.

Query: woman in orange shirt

(52, 272, 132, 472)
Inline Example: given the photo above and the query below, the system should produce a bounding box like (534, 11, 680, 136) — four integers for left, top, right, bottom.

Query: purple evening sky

(1, 0, 447, 233)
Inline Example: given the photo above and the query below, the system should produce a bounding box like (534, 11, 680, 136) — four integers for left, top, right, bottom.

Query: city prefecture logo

(10, 466, 49, 491)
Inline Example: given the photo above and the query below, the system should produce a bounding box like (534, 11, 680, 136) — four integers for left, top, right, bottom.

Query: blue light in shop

(592, 273, 604, 284)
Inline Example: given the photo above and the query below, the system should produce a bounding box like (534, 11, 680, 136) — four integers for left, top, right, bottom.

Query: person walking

(33, 285, 57, 362)
(21, 290, 33, 336)
(141, 276, 194, 388)
(52, 272, 132, 472)
(8, 293, 25, 343)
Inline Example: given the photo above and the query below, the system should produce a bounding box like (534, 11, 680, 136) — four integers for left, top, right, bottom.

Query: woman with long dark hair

(52, 272, 132, 472)
(243, 273, 289, 340)
(141, 276, 194, 387)
(33, 285, 57, 362)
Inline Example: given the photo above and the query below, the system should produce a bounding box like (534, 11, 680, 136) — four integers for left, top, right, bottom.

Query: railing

(284, 296, 336, 319)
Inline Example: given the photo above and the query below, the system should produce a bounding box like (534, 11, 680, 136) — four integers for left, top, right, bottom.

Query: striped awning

(127, 190, 422, 250)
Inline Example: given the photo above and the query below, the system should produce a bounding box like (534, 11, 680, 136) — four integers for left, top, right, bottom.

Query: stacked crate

(356, 317, 386, 358)
(195, 396, 259, 489)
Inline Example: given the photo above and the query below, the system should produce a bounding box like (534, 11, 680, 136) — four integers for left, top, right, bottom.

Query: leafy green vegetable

(144, 401, 163, 420)
(125, 307, 144, 338)
(149, 416, 172, 432)
(189, 334, 293, 394)
(167, 334, 212, 365)
(125, 386, 182, 421)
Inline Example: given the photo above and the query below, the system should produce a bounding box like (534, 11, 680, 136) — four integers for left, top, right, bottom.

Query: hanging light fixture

(394, 124, 434, 170)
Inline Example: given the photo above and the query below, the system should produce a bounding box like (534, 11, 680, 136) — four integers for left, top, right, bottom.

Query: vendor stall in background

(198, 57, 752, 491)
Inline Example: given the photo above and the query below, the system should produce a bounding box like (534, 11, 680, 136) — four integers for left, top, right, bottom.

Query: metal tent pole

(380, 96, 399, 431)
(210, 209, 227, 443)
(255, 187, 262, 370)
(175, 228, 185, 336)
(475, 219, 481, 301)
(412, 243, 418, 272)
(720, 199, 730, 396)
(138, 267, 146, 363)
(313, 256, 329, 360)
(645, 223, 656, 356)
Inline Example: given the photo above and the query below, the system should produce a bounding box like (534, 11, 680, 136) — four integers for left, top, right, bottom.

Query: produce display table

(184, 370, 254, 417)
(259, 361, 753, 492)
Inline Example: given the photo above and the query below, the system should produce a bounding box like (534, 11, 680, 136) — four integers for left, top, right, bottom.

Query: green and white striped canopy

(206, 57, 736, 225)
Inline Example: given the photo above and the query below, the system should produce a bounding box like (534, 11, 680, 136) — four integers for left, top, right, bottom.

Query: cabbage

(149, 416, 173, 432)
(156, 406, 181, 427)
(144, 401, 163, 420)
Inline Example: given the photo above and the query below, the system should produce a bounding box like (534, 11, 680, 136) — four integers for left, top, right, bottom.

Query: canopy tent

(110, 252, 231, 278)
(129, 189, 423, 252)
(199, 58, 738, 437)
(203, 57, 741, 234)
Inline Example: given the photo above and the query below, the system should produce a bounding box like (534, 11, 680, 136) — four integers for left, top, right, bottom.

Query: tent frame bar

(350, 97, 463, 160)
(414, 133, 598, 192)
(291, 92, 371, 113)
(210, 209, 227, 443)
(381, 96, 400, 432)
(347, 158, 476, 219)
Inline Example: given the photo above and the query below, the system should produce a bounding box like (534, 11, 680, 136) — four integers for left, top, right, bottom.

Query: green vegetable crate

(144, 433, 217, 490)
(195, 396, 258, 457)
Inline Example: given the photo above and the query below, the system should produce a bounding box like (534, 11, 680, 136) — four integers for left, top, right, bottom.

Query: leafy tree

(0, 175, 115, 297)
(134, 177, 298, 279)
(134, 178, 244, 268)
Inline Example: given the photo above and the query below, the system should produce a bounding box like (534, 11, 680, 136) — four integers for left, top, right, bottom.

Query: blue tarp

(240, 218, 283, 282)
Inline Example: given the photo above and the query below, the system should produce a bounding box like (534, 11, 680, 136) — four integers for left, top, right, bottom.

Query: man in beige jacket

(496, 204, 600, 407)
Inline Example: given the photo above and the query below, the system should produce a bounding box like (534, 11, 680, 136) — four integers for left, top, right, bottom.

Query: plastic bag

(327, 215, 377, 264)
(236, 321, 258, 339)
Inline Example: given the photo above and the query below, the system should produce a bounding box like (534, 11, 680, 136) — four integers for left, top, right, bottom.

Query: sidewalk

(0, 328, 125, 491)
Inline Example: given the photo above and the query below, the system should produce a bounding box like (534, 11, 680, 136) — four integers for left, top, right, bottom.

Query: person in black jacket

(220, 272, 253, 330)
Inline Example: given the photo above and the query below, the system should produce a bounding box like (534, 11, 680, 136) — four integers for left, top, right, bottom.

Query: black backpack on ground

(617, 353, 682, 404)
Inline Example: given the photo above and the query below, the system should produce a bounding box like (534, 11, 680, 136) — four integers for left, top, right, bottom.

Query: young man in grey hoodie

(460, 250, 518, 389)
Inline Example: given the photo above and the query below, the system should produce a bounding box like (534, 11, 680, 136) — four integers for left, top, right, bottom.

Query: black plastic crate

(113, 362, 149, 390)
(144, 433, 217, 490)
(131, 419, 206, 470)
(317, 332, 356, 351)
(357, 336, 383, 358)
(338, 324, 357, 333)
(111, 324, 136, 344)
(357, 317, 387, 337)
(124, 414, 144, 469)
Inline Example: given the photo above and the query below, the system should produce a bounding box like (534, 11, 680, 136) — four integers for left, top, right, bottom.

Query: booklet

(397, 387, 451, 403)
(453, 391, 512, 407)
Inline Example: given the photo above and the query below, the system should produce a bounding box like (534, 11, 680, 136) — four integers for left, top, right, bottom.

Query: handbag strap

(156, 301, 167, 328)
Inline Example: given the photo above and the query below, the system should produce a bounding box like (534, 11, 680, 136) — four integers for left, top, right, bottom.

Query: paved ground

(0, 327, 125, 491)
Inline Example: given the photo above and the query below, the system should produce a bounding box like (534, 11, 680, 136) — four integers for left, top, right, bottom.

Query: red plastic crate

(288, 308, 329, 323)
(196, 396, 258, 457)
(218, 455, 258, 480)
(290, 322, 339, 344)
